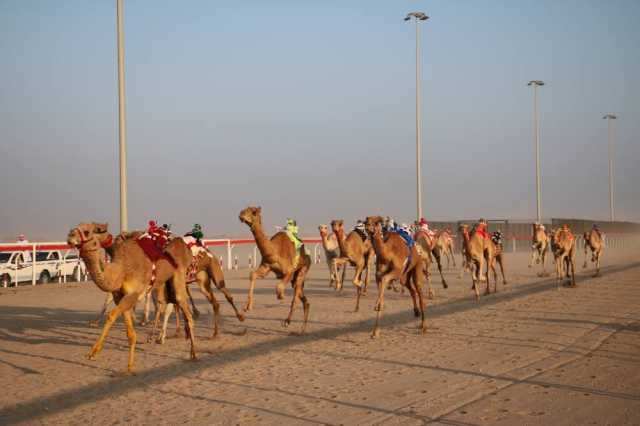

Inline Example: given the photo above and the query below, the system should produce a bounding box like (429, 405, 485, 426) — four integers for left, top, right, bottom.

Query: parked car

(0, 250, 86, 287)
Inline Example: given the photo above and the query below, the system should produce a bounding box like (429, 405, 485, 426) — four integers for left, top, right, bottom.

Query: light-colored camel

(550, 227, 577, 287)
(331, 219, 374, 312)
(458, 224, 499, 301)
(435, 229, 456, 269)
(67, 222, 196, 373)
(414, 231, 448, 294)
(156, 242, 245, 344)
(239, 206, 311, 334)
(318, 224, 342, 289)
(528, 223, 550, 277)
(365, 216, 426, 338)
(583, 229, 604, 277)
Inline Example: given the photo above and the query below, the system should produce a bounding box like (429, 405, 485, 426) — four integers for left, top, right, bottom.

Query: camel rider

(418, 218, 436, 239)
(382, 217, 396, 234)
(185, 223, 204, 246)
(285, 219, 304, 252)
(592, 223, 604, 240)
(396, 223, 415, 248)
(147, 220, 170, 250)
(475, 218, 490, 239)
(354, 220, 367, 241)
(491, 230, 504, 247)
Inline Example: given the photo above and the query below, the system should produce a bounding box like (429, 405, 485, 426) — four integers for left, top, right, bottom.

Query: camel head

(318, 224, 329, 238)
(365, 216, 384, 237)
(67, 222, 112, 252)
(239, 206, 262, 228)
(330, 219, 344, 235)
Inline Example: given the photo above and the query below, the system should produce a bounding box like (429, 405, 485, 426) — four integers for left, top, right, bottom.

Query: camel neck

(371, 231, 391, 261)
(80, 248, 119, 292)
(250, 222, 275, 259)
(335, 229, 347, 256)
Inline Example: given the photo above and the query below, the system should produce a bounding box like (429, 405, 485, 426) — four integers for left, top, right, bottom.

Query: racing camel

(239, 206, 311, 334)
(68, 222, 196, 373)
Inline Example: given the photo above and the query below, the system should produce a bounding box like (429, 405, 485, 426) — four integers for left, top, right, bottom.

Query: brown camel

(365, 216, 426, 338)
(239, 206, 311, 334)
(331, 219, 374, 312)
(157, 240, 245, 343)
(582, 229, 604, 277)
(528, 223, 550, 277)
(550, 227, 577, 287)
(318, 224, 342, 289)
(458, 223, 499, 301)
(67, 222, 196, 373)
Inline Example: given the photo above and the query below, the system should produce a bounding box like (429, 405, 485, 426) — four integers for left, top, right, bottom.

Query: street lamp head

(405, 11, 429, 21)
(527, 80, 545, 86)
(603, 114, 617, 120)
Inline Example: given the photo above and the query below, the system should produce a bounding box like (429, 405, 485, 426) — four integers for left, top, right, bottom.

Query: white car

(0, 250, 86, 287)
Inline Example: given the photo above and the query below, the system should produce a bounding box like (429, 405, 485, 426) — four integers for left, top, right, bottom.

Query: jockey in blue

(395, 223, 415, 248)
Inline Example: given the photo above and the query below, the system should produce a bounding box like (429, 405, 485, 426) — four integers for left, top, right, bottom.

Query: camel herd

(67, 209, 605, 373)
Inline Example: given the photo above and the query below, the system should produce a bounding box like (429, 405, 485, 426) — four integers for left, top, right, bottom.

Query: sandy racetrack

(1, 249, 639, 425)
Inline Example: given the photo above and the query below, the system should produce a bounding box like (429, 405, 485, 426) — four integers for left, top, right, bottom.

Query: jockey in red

(475, 218, 490, 239)
(147, 220, 170, 250)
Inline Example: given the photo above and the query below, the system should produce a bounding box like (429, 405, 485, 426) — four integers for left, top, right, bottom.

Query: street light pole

(527, 80, 545, 223)
(603, 114, 617, 221)
(405, 12, 429, 222)
(116, 0, 128, 232)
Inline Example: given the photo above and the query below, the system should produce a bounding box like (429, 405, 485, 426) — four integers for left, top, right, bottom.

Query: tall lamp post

(116, 0, 128, 232)
(603, 114, 617, 221)
(405, 11, 429, 221)
(527, 80, 545, 223)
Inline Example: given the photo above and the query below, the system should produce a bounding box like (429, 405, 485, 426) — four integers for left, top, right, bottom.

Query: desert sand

(0, 248, 639, 425)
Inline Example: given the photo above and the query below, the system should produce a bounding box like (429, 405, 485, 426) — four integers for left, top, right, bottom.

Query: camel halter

(73, 228, 114, 252)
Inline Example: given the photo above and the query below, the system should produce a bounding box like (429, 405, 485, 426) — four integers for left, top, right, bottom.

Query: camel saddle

(186, 250, 209, 283)
(136, 235, 177, 269)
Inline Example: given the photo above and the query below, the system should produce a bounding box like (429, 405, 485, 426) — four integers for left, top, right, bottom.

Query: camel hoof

(413, 308, 420, 318)
(88, 321, 100, 328)
(442, 281, 448, 289)
(371, 329, 381, 339)
(528, 264, 532, 268)
(237, 313, 246, 322)
(243, 303, 253, 312)
(282, 319, 291, 328)
(420, 327, 427, 335)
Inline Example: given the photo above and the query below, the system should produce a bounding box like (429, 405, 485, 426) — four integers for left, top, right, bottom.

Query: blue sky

(1, 0, 639, 239)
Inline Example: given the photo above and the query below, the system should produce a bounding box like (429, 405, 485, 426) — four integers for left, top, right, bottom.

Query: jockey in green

(284, 218, 304, 251)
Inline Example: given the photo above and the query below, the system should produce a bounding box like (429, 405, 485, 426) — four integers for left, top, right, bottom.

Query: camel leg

(208, 259, 245, 321)
(187, 285, 201, 320)
(193, 273, 220, 338)
(529, 247, 537, 268)
(172, 273, 197, 360)
(333, 258, 350, 292)
(424, 262, 434, 300)
(353, 260, 365, 289)
(363, 255, 371, 295)
(121, 309, 138, 373)
(498, 255, 507, 285)
(156, 303, 174, 345)
(471, 259, 481, 301)
(147, 285, 167, 343)
(583, 244, 589, 269)
(372, 272, 396, 338)
(90, 293, 113, 327)
(283, 267, 310, 334)
(244, 263, 270, 312)
(412, 267, 427, 334)
(432, 249, 448, 289)
(569, 256, 577, 287)
(594, 250, 601, 277)
(87, 290, 139, 362)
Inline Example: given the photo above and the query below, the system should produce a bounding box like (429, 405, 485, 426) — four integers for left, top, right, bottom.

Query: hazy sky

(1, 0, 639, 240)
